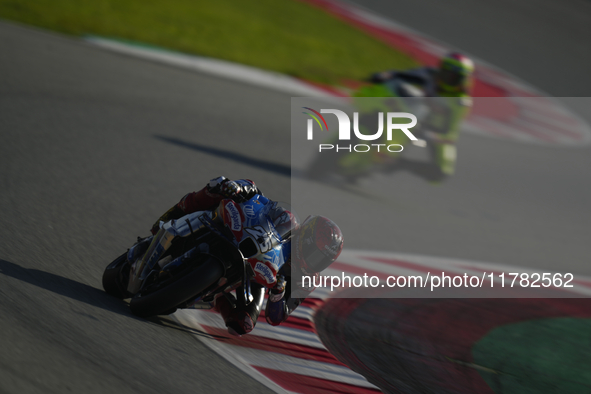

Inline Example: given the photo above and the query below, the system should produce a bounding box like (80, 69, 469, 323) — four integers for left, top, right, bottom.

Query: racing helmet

(293, 216, 344, 273)
(436, 52, 474, 94)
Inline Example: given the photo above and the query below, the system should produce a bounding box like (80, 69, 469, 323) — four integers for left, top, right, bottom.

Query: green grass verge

(0, 0, 418, 84)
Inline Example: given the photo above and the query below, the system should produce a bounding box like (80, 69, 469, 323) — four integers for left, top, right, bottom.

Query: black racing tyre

(102, 252, 131, 299)
(129, 257, 224, 318)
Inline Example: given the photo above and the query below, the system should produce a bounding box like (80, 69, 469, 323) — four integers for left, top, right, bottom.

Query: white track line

(85, 36, 333, 98)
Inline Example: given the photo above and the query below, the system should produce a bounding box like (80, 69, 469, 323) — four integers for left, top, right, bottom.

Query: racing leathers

(150, 176, 314, 336)
(150, 176, 260, 235)
(264, 257, 317, 327)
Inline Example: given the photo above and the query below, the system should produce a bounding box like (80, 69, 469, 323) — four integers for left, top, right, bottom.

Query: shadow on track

(0, 258, 138, 317)
(154, 134, 402, 206)
(149, 315, 227, 340)
(154, 135, 290, 177)
(0, 259, 227, 339)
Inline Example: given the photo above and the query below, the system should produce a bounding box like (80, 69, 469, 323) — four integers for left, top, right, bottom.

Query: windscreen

(268, 201, 299, 243)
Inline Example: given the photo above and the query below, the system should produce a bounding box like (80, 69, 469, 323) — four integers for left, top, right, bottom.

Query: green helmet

(437, 52, 474, 94)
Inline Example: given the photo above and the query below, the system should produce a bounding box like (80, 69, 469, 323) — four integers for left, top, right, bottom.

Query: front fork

(126, 212, 210, 295)
(127, 227, 175, 294)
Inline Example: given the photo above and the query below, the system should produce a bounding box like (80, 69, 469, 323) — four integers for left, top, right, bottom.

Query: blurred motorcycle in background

(306, 75, 461, 183)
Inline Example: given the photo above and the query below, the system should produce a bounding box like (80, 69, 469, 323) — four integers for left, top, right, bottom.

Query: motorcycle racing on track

(305, 52, 474, 184)
(102, 177, 344, 336)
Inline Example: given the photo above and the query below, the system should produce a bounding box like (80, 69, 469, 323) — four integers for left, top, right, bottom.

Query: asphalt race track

(0, 21, 287, 393)
(1, 0, 591, 392)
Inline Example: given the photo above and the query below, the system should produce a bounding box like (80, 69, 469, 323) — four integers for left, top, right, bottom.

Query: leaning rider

(150, 176, 344, 336)
(370, 52, 474, 181)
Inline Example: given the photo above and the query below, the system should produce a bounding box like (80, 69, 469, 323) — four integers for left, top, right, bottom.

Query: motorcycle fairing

(123, 194, 288, 310)
(127, 211, 211, 294)
(162, 210, 210, 238)
(248, 244, 284, 287)
(220, 199, 244, 242)
(240, 195, 272, 228)
(236, 196, 287, 287)
(127, 236, 153, 264)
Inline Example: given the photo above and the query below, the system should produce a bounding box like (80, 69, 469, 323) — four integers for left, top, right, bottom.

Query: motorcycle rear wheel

(129, 257, 224, 318)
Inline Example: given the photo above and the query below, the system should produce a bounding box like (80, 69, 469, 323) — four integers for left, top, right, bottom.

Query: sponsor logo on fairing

(244, 226, 273, 253)
(225, 203, 241, 231)
(303, 107, 417, 153)
(244, 205, 256, 218)
(263, 249, 281, 270)
(254, 262, 276, 284)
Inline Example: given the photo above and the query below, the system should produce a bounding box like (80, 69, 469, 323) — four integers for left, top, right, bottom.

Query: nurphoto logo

(303, 107, 418, 153)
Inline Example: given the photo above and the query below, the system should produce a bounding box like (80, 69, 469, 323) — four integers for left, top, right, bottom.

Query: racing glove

(270, 275, 286, 299)
(206, 176, 245, 202)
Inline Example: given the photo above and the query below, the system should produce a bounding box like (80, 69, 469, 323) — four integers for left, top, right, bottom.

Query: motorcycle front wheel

(102, 252, 131, 299)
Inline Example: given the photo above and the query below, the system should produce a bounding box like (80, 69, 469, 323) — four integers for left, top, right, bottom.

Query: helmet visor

(301, 239, 332, 273)
(439, 68, 466, 87)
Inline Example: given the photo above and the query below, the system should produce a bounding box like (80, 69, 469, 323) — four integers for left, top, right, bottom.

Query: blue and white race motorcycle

(102, 195, 295, 318)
